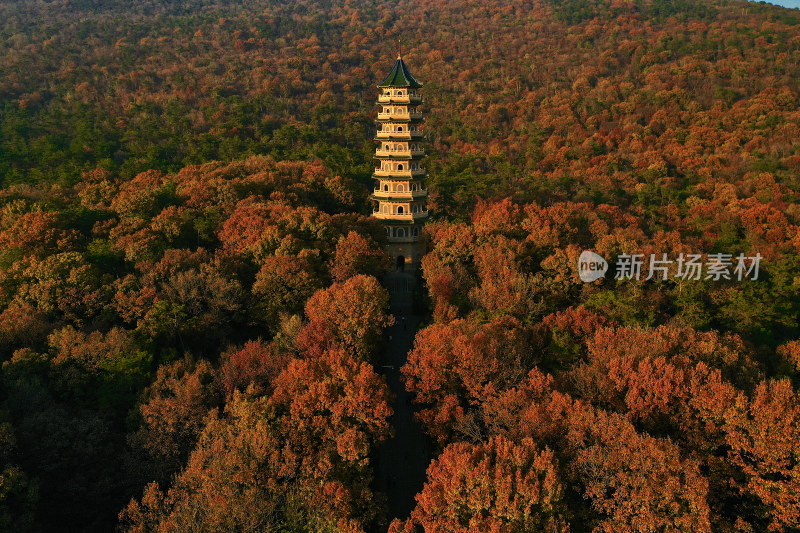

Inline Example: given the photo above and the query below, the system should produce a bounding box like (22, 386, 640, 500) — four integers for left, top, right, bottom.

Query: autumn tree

(121, 394, 331, 532)
(393, 436, 568, 533)
(302, 275, 393, 361)
(251, 254, 322, 332)
(481, 369, 714, 531)
(137, 263, 243, 349)
(0, 302, 50, 360)
(565, 407, 713, 533)
(127, 359, 220, 487)
(402, 316, 534, 442)
(725, 379, 800, 532)
(328, 231, 389, 282)
(122, 348, 394, 533)
(270, 348, 393, 473)
(216, 339, 291, 397)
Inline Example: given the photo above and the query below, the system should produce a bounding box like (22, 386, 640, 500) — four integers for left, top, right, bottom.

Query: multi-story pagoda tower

(372, 54, 428, 272)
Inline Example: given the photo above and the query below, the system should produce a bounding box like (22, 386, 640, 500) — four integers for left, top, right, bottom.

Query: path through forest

(373, 272, 431, 525)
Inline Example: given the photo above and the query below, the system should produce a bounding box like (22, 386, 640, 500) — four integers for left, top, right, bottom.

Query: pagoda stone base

(387, 241, 425, 273)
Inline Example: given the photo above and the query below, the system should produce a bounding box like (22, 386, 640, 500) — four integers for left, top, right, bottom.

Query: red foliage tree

(302, 275, 392, 361)
(566, 407, 712, 533)
(217, 339, 290, 397)
(725, 379, 800, 532)
(328, 231, 389, 282)
(121, 392, 369, 532)
(127, 359, 220, 484)
(402, 316, 533, 442)
(395, 436, 568, 533)
(270, 348, 393, 468)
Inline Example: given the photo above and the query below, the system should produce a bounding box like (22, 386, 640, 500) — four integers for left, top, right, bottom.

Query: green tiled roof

(378, 58, 422, 88)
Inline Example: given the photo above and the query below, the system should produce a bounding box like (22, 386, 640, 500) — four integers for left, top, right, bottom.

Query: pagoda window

(383, 184, 389, 191)
(398, 206, 404, 214)
(397, 164, 404, 171)
(397, 126, 403, 132)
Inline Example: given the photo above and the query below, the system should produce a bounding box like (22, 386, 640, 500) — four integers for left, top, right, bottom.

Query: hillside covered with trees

(2, 0, 800, 531)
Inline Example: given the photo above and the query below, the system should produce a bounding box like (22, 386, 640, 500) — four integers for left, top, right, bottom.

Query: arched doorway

(396, 255, 405, 272)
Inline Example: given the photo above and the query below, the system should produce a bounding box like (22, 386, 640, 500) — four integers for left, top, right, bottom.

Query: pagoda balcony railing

(387, 234, 421, 243)
(377, 94, 423, 104)
(371, 189, 428, 199)
(377, 110, 423, 120)
(371, 211, 429, 221)
(373, 168, 426, 178)
(375, 130, 424, 140)
(374, 148, 425, 158)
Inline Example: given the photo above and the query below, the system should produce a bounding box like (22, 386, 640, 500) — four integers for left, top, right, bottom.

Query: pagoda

(371, 54, 428, 272)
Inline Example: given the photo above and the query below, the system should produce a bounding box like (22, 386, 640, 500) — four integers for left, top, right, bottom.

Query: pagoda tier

(373, 142, 426, 160)
(376, 108, 424, 121)
(371, 56, 429, 266)
(376, 90, 422, 105)
(374, 130, 425, 140)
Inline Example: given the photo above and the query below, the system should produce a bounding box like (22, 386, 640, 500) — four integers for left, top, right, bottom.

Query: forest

(2, 0, 800, 531)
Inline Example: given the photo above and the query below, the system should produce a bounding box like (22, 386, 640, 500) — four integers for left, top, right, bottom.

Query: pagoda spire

(371, 56, 428, 272)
